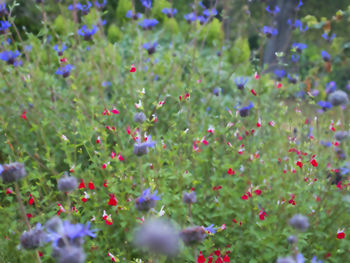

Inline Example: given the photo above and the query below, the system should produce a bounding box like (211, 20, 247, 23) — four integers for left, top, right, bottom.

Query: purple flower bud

(20, 224, 46, 250)
(289, 214, 309, 231)
(180, 226, 206, 245)
(45, 216, 63, 233)
(133, 218, 180, 256)
(134, 112, 147, 123)
(276, 257, 296, 263)
(57, 174, 78, 192)
(328, 90, 349, 106)
(182, 191, 197, 204)
(57, 246, 86, 263)
(0, 162, 26, 183)
(287, 235, 297, 244)
(335, 131, 348, 141)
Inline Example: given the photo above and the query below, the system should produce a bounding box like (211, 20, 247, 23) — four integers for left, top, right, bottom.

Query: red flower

(250, 89, 257, 96)
(296, 161, 303, 168)
(81, 197, 88, 202)
(130, 64, 136, 72)
(111, 108, 119, 114)
(108, 194, 117, 206)
(6, 188, 13, 195)
(102, 163, 107, 169)
(242, 194, 248, 200)
(310, 159, 318, 167)
(197, 251, 206, 263)
(254, 189, 262, 195)
(118, 153, 124, 161)
(227, 168, 235, 175)
(21, 111, 27, 120)
(28, 194, 34, 205)
(88, 181, 95, 190)
(337, 232, 345, 239)
(26, 213, 33, 219)
(223, 255, 230, 262)
(79, 179, 86, 189)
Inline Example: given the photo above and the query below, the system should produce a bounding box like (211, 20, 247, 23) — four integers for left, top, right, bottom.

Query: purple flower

(325, 81, 336, 94)
(235, 77, 248, 90)
(291, 54, 300, 63)
(237, 102, 254, 117)
(296, 0, 303, 10)
(266, 5, 280, 16)
(288, 74, 298, 84)
(184, 12, 197, 23)
(197, 15, 208, 25)
(311, 256, 323, 263)
(321, 50, 331, 62)
(143, 42, 157, 55)
(0, 21, 11, 34)
(68, 1, 92, 15)
(135, 188, 161, 211)
(133, 135, 156, 156)
(320, 141, 332, 147)
(141, 0, 152, 9)
(77, 25, 98, 40)
(53, 44, 67, 56)
(139, 188, 160, 203)
(138, 18, 158, 30)
(56, 64, 74, 78)
(162, 8, 177, 18)
(0, 3, 7, 16)
(288, 19, 307, 32)
(0, 50, 22, 67)
(317, 101, 333, 110)
(322, 33, 335, 43)
(274, 69, 286, 81)
(296, 253, 305, 263)
(261, 26, 278, 38)
(204, 224, 217, 234)
(203, 8, 217, 18)
(94, 0, 106, 9)
(292, 43, 307, 53)
(340, 166, 349, 176)
(126, 10, 143, 20)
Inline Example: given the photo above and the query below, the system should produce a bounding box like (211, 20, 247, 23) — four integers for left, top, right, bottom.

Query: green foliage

(228, 37, 251, 65)
(163, 18, 180, 35)
(53, 14, 74, 35)
(151, 0, 171, 23)
(108, 24, 123, 43)
(198, 18, 224, 46)
(116, 0, 133, 25)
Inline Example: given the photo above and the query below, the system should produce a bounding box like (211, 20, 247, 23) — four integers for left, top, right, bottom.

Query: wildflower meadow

(0, 0, 349, 262)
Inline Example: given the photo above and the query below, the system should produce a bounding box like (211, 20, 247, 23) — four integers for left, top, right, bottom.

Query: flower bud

(20, 226, 45, 250)
(289, 214, 309, 231)
(180, 226, 206, 245)
(0, 162, 26, 183)
(182, 191, 197, 204)
(58, 174, 78, 192)
(335, 131, 348, 141)
(328, 90, 349, 106)
(134, 112, 147, 123)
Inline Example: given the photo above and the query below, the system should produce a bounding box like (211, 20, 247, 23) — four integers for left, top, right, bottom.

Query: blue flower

(162, 7, 177, 18)
(77, 25, 98, 40)
(53, 44, 67, 56)
(340, 166, 349, 176)
(261, 26, 278, 38)
(138, 188, 160, 204)
(235, 77, 248, 90)
(288, 74, 298, 84)
(291, 54, 300, 63)
(296, 253, 305, 263)
(184, 12, 197, 23)
(0, 50, 22, 66)
(197, 15, 208, 25)
(68, 1, 92, 15)
(47, 220, 97, 246)
(24, 45, 32, 52)
(56, 64, 74, 78)
(0, 21, 11, 34)
(322, 33, 335, 42)
(311, 256, 323, 263)
(238, 102, 254, 117)
(102, 81, 111, 87)
(141, 0, 152, 9)
(143, 42, 157, 55)
(325, 81, 336, 94)
(126, 10, 143, 20)
(138, 18, 158, 30)
(274, 69, 286, 81)
(292, 43, 307, 53)
(133, 135, 156, 156)
(94, 0, 106, 9)
(204, 224, 217, 234)
(266, 5, 280, 15)
(0, 2, 7, 16)
(288, 19, 307, 32)
(320, 141, 332, 147)
(317, 101, 333, 110)
(203, 8, 217, 18)
(321, 50, 331, 62)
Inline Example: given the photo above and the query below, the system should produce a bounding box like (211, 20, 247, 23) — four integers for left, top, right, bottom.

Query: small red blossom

(6, 188, 13, 195)
(60, 57, 67, 63)
(337, 231, 345, 239)
(111, 108, 119, 114)
(250, 89, 257, 96)
(102, 163, 107, 169)
(242, 194, 248, 200)
(28, 194, 34, 205)
(310, 159, 318, 167)
(223, 255, 230, 262)
(197, 251, 206, 263)
(79, 179, 86, 189)
(277, 82, 283, 89)
(111, 152, 116, 159)
(227, 168, 235, 175)
(27, 213, 33, 219)
(108, 194, 118, 206)
(296, 161, 303, 168)
(88, 181, 95, 190)
(130, 64, 136, 72)
(117, 152, 124, 161)
(21, 111, 27, 120)
(254, 189, 261, 195)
